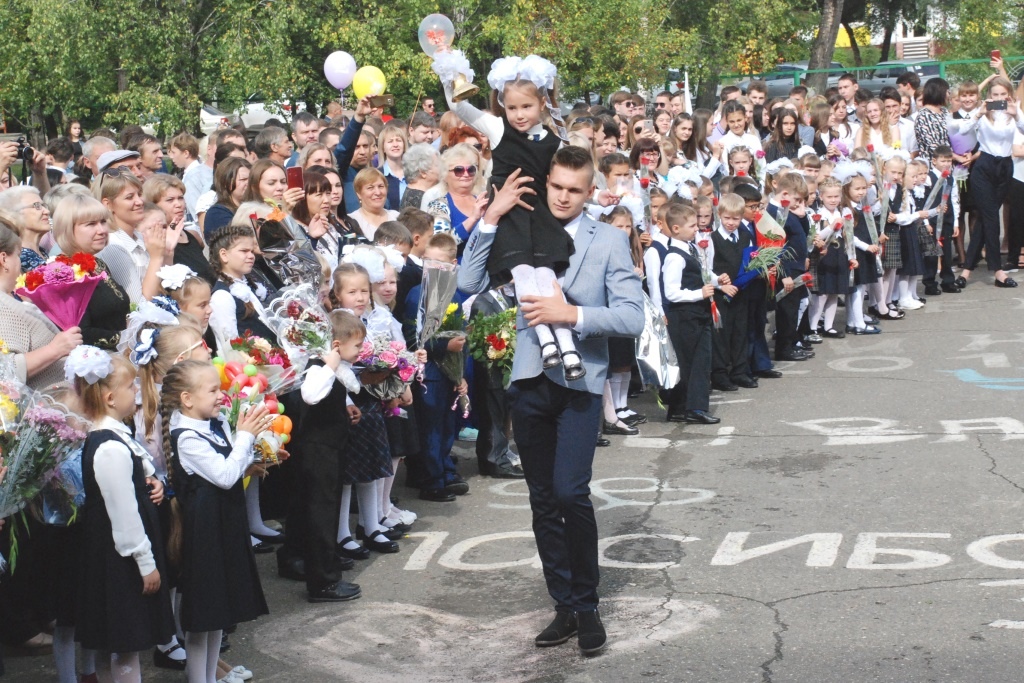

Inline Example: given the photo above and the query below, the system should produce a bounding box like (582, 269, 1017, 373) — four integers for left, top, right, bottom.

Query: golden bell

(451, 73, 480, 102)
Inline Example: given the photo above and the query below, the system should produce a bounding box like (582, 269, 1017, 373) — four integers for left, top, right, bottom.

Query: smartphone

(643, 120, 655, 133)
(286, 166, 304, 190)
(988, 99, 1008, 111)
(991, 49, 1001, 60)
(368, 94, 395, 108)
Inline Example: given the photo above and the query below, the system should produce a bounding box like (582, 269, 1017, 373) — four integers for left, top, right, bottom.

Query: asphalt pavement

(7, 277, 1024, 682)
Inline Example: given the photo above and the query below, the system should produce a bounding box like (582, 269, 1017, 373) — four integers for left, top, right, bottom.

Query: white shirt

(448, 93, 548, 149)
(182, 160, 214, 220)
(897, 118, 919, 154)
(97, 229, 149, 305)
(301, 361, 358, 406)
(949, 110, 1024, 158)
(169, 412, 255, 489)
(195, 189, 217, 218)
(925, 169, 961, 228)
(1013, 132, 1024, 184)
(662, 238, 721, 304)
(90, 416, 157, 576)
(643, 232, 669, 316)
(209, 277, 274, 353)
(348, 208, 399, 242)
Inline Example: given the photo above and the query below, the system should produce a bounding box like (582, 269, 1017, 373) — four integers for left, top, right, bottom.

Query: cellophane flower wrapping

(31, 393, 90, 526)
(434, 303, 467, 385)
(225, 332, 305, 395)
(15, 254, 107, 331)
(468, 307, 517, 389)
(356, 336, 418, 401)
(266, 284, 332, 360)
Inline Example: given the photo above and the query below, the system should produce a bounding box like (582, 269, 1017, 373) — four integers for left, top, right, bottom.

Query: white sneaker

(231, 665, 254, 681)
(388, 507, 417, 525)
(897, 298, 923, 310)
(218, 673, 244, 683)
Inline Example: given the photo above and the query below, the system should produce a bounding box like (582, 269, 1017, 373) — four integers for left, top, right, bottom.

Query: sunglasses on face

(98, 165, 136, 189)
(452, 165, 478, 177)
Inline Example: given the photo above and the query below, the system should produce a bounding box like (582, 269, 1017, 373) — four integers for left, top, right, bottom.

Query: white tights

(185, 631, 221, 683)
(95, 652, 141, 683)
(338, 482, 387, 545)
(898, 275, 920, 302)
(846, 285, 866, 329)
(510, 264, 578, 359)
(54, 626, 96, 683)
(881, 268, 899, 305)
(244, 477, 279, 538)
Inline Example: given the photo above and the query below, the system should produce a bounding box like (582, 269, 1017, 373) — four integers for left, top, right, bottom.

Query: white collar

(96, 415, 132, 434)
(184, 159, 201, 174)
(408, 253, 423, 267)
(562, 212, 585, 239)
(717, 225, 740, 241)
(652, 232, 669, 245)
(526, 123, 547, 138)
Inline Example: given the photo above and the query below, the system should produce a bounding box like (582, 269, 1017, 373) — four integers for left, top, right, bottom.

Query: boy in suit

(766, 172, 813, 361)
(923, 145, 960, 294)
(662, 203, 737, 423)
(394, 207, 435, 321)
(710, 194, 756, 391)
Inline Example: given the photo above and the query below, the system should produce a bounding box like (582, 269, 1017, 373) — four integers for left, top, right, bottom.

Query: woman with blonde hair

(423, 143, 487, 254)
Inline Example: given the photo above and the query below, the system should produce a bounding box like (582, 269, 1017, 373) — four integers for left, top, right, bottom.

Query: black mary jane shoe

(357, 524, 402, 541)
(877, 309, 905, 320)
(953, 276, 967, 289)
(541, 342, 562, 369)
(602, 420, 639, 436)
(364, 529, 400, 554)
(252, 541, 275, 554)
(562, 351, 586, 381)
(381, 517, 411, 534)
(822, 328, 845, 339)
(995, 277, 1019, 288)
(336, 537, 370, 561)
(153, 644, 187, 671)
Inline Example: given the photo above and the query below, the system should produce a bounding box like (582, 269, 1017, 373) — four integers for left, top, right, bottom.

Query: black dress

(76, 430, 175, 652)
(171, 423, 268, 633)
(173, 229, 216, 286)
(487, 118, 574, 284)
(80, 259, 131, 350)
(852, 211, 880, 285)
(343, 391, 393, 484)
(817, 236, 850, 295)
(212, 281, 277, 342)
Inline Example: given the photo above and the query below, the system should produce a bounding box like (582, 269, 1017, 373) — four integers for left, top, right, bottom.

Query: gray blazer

(458, 215, 644, 395)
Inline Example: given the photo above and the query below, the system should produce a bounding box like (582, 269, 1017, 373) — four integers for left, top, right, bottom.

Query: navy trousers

(508, 376, 603, 612)
(413, 376, 459, 490)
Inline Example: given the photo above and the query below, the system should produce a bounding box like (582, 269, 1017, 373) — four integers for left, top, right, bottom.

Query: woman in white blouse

(948, 76, 1024, 288)
(347, 167, 398, 241)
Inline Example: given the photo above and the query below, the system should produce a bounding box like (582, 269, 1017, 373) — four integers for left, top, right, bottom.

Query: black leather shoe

(596, 437, 611, 447)
(755, 369, 783, 379)
(562, 351, 586, 381)
(252, 531, 285, 544)
(995, 277, 1019, 288)
(488, 462, 526, 478)
(733, 376, 758, 389)
(444, 477, 470, 496)
(535, 612, 578, 647)
(357, 524, 402, 541)
(336, 537, 370, 561)
(924, 284, 942, 296)
(863, 315, 878, 325)
(941, 283, 962, 293)
(338, 555, 354, 571)
(153, 645, 187, 671)
(822, 328, 845, 339)
(684, 410, 721, 425)
(382, 517, 411, 534)
(776, 350, 810, 362)
(308, 581, 361, 603)
(541, 342, 561, 369)
(364, 530, 399, 553)
(711, 380, 739, 391)
(603, 420, 639, 436)
(420, 488, 456, 502)
(252, 541, 275, 554)
(277, 557, 307, 582)
(576, 609, 607, 655)
(954, 276, 967, 288)
(666, 412, 689, 423)
(617, 411, 648, 426)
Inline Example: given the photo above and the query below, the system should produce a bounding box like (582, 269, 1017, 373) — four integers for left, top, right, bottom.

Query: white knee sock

(380, 461, 400, 525)
(53, 626, 77, 683)
(808, 294, 825, 330)
(910, 275, 921, 300)
(338, 485, 356, 546)
(897, 276, 911, 301)
(846, 286, 866, 329)
(511, 264, 556, 350)
(868, 282, 888, 314)
(535, 266, 579, 357)
(245, 478, 279, 537)
(356, 481, 384, 537)
(823, 296, 839, 330)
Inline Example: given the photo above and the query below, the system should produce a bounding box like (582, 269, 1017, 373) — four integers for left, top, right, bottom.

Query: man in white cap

(97, 149, 144, 178)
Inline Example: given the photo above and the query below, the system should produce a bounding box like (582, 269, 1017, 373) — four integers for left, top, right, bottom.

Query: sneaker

(897, 298, 923, 310)
(458, 427, 479, 442)
(388, 507, 417, 525)
(805, 333, 823, 344)
(231, 666, 254, 682)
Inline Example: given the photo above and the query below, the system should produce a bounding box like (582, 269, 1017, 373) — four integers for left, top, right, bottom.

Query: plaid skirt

(342, 391, 394, 484)
(881, 225, 902, 270)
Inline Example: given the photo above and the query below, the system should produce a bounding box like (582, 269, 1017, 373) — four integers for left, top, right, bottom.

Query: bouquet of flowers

(222, 332, 303, 395)
(468, 307, 517, 389)
(775, 272, 814, 301)
(266, 284, 332, 358)
(216, 382, 291, 464)
(435, 303, 470, 417)
(15, 253, 107, 330)
(733, 211, 791, 293)
(356, 336, 419, 401)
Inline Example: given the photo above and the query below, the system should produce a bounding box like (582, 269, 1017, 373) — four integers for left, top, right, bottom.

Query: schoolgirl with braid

(161, 361, 269, 683)
(206, 226, 278, 351)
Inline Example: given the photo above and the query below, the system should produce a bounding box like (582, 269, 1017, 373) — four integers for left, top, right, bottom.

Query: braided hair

(328, 262, 371, 311)
(159, 360, 212, 571)
(207, 225, 259, 318)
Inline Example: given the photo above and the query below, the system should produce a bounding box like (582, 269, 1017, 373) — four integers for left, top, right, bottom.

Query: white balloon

(324, 51, 358, 90)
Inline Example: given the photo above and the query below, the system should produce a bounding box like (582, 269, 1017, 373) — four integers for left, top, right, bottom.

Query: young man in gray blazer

(459, 146, 644, 655)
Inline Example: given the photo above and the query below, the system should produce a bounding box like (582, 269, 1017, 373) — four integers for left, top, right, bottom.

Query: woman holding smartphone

(949, 75, 1024, 289)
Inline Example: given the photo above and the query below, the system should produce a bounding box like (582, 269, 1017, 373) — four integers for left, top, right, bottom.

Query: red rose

(942, 170, 950, 178)
(834, 221, 843, 230)
(712, 196, 719, 207)
(737, 171, 746, 177)
(755, 150, 766, 159)
(698, 240, 709, 249)
(812, 213, 821, 222)
(71, 252, 96, 273)
(25, 271, 44, 291)
(780, 199, 790, 208)
(867, 144, 875, 153)
(639, 177, 650, 189)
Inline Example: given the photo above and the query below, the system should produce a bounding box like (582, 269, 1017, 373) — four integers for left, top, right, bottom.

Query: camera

(15, 137, 34, 164)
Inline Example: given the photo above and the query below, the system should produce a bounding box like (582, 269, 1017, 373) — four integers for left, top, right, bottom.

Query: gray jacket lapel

(562, 216, 598, 293)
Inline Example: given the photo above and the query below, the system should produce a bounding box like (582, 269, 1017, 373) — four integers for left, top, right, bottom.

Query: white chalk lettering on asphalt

(958, 333, 1024, 352)
(933, 418, 1024, 443)
(785, 417, 925, 445)
(487, 478, 717, 511)
(826, 356, 914, 373)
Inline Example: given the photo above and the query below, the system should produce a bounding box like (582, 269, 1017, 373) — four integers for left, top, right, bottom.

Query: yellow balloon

(352, 66, 387, 100)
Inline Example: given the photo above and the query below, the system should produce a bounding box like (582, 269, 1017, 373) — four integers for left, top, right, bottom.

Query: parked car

(200, 105, 240, 136)
(235, 95, 307, 129)
(732, 61, 844, 99)
(857, 60, 940, 95)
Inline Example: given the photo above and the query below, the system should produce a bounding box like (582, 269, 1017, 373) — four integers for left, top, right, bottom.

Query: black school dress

(852, 211, 880, 285)
(76, 428, 174, 652)
(212, 281, 278, 341)
(173, 229, 216, 286)
(487, 118, 574, 284)
(898, 191, 926, 277)
(881, 187, 904, 271)
(171, 420, 268, 632)
(817, 233, 850, 296)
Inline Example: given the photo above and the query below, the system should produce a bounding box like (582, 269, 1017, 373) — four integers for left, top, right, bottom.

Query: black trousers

(1007, 178, 1024, 268)
(774, 284, 806, 358)
(924, 222, 955, 286)
(508, 376, 603, 612)
(964, 152, 1013, 272)
(666, 303, 713, 413)
(745, 280, 772, 372)
(473, 360, 513, 472)
(711, 293, 750, 384)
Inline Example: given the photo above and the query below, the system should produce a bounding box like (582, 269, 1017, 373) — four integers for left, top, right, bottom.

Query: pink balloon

(324, 51, 357, 90)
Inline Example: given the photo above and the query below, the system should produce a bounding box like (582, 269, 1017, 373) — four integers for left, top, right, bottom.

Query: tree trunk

(29, 107, 46, 149)
(879, 23, 894, 62)
(696, 69, 721, 111)
(806, 0, 846, 94)
(843, 21, 862, 66)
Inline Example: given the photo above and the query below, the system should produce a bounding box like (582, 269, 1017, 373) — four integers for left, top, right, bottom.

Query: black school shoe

(995, 277, 1019, 288)
(153, 644, 187, 670)
(577, 610, 607, 655)
(535, 611, 579, 647)
(308, 581, 362, 603)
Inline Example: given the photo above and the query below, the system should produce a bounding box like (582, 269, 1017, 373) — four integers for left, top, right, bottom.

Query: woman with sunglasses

(423, 143, 488, 256)
(0, 215, 82, 388)
(0, 186, 51, 271)
(93, 169, 180, 305)
(51, 194, 132, 349)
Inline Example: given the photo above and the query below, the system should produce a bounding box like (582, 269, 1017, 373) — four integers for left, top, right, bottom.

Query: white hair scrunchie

(343, 246, 386, 283)
(157, 264, 197, 291)
(65, 345, 113, 385)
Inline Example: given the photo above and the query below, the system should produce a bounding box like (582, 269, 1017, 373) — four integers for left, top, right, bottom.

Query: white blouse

(948, 110, 1024, 158)
(209, 277, 273, 352)
(169, 412, 255, 490)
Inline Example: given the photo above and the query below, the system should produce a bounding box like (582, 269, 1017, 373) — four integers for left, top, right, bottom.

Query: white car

(138, 104, 239, 137)
(235, 95, 307, 129)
